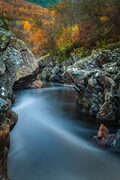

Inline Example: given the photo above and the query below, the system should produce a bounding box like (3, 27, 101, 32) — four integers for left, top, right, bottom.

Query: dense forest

(0, 0, 120, 60)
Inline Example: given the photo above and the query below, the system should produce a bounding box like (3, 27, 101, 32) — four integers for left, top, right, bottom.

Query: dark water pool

(8, 85, 120, 180)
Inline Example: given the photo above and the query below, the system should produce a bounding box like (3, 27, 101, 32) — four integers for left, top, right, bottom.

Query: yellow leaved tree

(23, 20, 31, 31)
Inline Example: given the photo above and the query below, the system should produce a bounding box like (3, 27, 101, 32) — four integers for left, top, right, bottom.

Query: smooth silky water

(8, 85, 120, 180)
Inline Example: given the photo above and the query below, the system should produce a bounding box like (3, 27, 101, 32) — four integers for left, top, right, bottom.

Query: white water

(8, 86, 120, 180)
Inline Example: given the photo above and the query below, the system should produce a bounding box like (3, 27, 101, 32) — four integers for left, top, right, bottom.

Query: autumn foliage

(23, 20, 31, 31)
(0, 0, 120, 59)
(30, 29, 48, 54)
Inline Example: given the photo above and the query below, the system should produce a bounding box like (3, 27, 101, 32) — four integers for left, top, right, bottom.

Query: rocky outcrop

(63, 49, 120, 123)
(11, 32, 41, 89)
(38, 49, 120, 123)
(12, 38, 38, 80)
(13, 68, 42, 90)
(0, 19, 40, 179)
(0, 19, 20, 180)
(38, 55, 78, 83)
(0, 99, 17, 180)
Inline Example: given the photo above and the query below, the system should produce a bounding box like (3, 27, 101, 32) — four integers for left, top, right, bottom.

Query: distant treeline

(26, 0, 60, 7)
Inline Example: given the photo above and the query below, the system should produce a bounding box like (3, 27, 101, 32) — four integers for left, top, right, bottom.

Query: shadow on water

(8, 85, 120, 180)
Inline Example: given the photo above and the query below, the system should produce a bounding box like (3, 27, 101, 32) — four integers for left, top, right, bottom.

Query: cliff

(0, 19, 39, 179)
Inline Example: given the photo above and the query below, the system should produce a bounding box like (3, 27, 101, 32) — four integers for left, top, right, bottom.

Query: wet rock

(0, 107, 18, 180)
(63, 49, 120, 122)
(0, 20, 19, 179)
(0, 125, 9, 180)
(0, 96, 18, 179)
(0, 18, 39, 179)
(93, 124, 120, 152)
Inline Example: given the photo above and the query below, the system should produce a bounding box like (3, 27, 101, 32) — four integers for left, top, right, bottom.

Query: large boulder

(12, 38, 42, 89)
(10, 33, 41, 89)
(0, 20, 39, 97)
(11, 38, 38, 80)
(63, 49, 120, 122)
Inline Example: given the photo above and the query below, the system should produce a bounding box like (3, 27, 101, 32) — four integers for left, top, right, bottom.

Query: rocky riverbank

(63, 49, 120, 123)
(38, 49, 120, 123)
(38, 54, 78, 83)
(0, 19, 40, 179)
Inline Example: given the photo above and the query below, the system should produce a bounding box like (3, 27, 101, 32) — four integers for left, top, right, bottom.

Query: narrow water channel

(8, 85, 120, 180)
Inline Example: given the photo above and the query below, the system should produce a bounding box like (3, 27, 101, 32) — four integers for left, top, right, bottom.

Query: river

(8, 85, 120, 180)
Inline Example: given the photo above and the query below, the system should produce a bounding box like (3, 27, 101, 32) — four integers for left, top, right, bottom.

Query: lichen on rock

(0, 18, 40, 179)
(63, 49, 120, 122)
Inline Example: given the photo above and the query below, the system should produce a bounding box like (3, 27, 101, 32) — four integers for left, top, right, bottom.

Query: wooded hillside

(0, 0, 120, 60)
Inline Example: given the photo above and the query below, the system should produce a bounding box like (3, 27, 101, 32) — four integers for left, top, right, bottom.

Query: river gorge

(8, 85, 120, 180)
(0, 16, 120, 180)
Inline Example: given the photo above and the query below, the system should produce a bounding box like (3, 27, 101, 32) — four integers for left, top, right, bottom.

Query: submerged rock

(63, 49, 120, 122)
(93, 124, 120, 152)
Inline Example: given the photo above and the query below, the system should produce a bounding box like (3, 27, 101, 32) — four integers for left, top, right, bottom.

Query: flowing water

(8, 85, 120, 180)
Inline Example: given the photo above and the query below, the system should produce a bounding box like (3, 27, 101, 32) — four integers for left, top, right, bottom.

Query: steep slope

(0, 0, 56, 56)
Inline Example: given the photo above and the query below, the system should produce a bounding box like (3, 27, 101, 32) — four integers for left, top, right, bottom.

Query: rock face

(0, 99, 17, 180)
(0, 19, 20, 180)
(11, 38, 38, 80)
(0, 19, 39, 179)
(63, 49, 120, 122)
(38, 55, 78, 83)
(39, 49, 120, 122)
(10, 32, 40, 89)
(0, 19, 39, 93)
